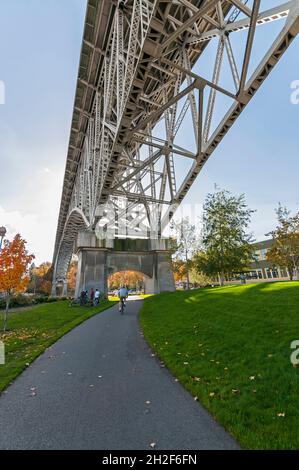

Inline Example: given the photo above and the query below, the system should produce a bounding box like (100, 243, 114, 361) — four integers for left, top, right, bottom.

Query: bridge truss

(52, 0, 299, 286)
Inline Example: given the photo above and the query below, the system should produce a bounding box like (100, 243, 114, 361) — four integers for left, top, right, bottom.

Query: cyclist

(118, 285, 128, 313)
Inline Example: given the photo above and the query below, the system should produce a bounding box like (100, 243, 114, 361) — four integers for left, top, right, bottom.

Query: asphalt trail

(0, 297, 239, 450)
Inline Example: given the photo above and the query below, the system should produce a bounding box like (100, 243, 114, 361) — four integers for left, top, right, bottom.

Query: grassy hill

(140, 282, 299, 449)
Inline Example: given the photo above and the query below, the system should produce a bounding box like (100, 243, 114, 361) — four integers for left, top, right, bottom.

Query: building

(245, 239, 291, 281)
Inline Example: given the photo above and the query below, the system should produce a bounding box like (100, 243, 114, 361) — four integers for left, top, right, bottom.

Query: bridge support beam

(51, 281, 58, 298)
(51, 279, 68, 298)
(74, 232, 175, 298)
(75, 248, 108, 299)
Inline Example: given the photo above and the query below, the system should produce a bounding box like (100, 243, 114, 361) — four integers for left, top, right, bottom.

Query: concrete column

(62, 280, 68, 297)
(75, 248, 108, 299)
(51, 281, 58, 297)
(156, 251, 175, 292)
(144, 251, 175, 294)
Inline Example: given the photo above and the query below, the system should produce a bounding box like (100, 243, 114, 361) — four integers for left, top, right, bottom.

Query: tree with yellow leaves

(67, 261, 78, 294)
(27, 262, 52, 295)
(108, 271, 144, 291)
(0, 234, 34, 331)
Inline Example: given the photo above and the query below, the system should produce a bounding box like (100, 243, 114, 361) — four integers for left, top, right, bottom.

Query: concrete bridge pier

(74, 232, 175, 298)
(51, 279, 68, 297)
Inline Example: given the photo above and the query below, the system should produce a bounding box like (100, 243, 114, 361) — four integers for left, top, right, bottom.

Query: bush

(34, 296, 48, 304)
(0, 294, 60, 310)
(9, 294, 33, 308)
(0, 294, 34, 310)
(46, 298, 57, 303)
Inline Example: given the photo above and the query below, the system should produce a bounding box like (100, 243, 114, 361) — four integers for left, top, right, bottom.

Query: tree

(170, 217, 200, 289)
(67, 261, 78, 293)
(108, 271, 144, 291)
(27, 262, 52, 295)
(194, 188, 255, 286)
(172, 259, 188, 283)
(189, 267, 213, 287)
(266, 205, 299, 280)
(0, 234, 34, 331)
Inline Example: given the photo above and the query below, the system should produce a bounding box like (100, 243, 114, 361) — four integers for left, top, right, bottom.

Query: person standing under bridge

(94, 289, 100, 306)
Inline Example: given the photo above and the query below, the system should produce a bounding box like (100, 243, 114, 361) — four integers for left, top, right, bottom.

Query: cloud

(0, 205, 53, 264)
(0, 165, 63, 264)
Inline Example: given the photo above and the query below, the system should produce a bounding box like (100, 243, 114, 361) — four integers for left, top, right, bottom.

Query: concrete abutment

(73, 232, 175, 298)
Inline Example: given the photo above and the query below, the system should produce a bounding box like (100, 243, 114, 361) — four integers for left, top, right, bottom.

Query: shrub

(0, 294, 34, 310)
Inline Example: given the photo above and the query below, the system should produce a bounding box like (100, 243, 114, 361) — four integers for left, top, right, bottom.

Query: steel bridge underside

(52, 0, 299, 286)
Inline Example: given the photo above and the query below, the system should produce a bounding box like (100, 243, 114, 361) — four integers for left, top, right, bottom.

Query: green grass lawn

(140, 282, 299, 449)
(0, 300, 116, 393)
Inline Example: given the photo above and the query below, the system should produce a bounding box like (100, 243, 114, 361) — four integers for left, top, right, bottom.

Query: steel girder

(52, 0, 299, 283)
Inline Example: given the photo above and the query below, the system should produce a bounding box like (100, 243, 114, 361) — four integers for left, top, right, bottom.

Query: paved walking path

(0, 297, 239, 450)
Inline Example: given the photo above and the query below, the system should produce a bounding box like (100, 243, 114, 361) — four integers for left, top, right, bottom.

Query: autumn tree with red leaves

(0, 234, 34, 331)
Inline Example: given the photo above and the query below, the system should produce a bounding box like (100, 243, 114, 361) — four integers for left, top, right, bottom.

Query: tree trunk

(218, 273, 224, 287)
(185, 251, 190, 290)
(186, 269, 190, 290)
(3, 294, 10, 333)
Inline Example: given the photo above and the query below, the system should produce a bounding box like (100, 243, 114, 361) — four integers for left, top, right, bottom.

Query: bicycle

(119, 297, 126, 314)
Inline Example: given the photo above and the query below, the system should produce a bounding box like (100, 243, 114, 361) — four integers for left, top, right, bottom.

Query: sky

(0, 0, 298, 264)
